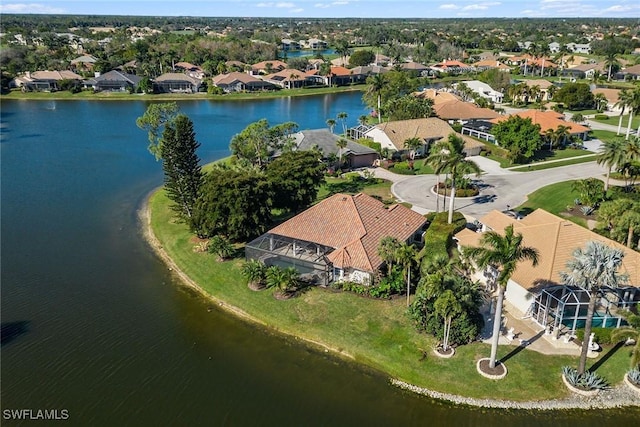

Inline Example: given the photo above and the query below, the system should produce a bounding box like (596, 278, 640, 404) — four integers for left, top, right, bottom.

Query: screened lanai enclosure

(530, 285, 640, 335)
(246, 233, 332, 286)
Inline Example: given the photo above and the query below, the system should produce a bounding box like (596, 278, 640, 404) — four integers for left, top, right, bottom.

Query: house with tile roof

(70, 54, 98, 72)
(86, 70, 141, 92)
(430, 59, 473, 75)
(283, 129, 378, 168)
(246, 193, 427, 285)
(433, 99, 501, 123)
(455, 209, 640, 333)
(591, 88, 622, 113)
(262, 68, 312, 89)
(250, 60, 288, 75)
(12, 70, 84, 91)
(153, 73, 203, 93)
(489, 110, 590, 141)
(412, 89, 461, 105)
(561, 62, 605, 80)
(212, 72, 274, 92)
(472, 59, 511, 72)
(457, 80, 504, 103)
(615, 64, 640, 81)
(362, 117, 484, 157)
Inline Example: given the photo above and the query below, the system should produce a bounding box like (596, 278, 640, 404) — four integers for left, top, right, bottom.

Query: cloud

(290, 7, 305, 13)
(315, 2, 331, 7)
(439, 4, 459, 9)
(0, 3, 65, 13)
(332, 1, 349, 4)
(461, 2, 501, 11)
(604, 4, 640, 12)
(276, 2, 296, 7)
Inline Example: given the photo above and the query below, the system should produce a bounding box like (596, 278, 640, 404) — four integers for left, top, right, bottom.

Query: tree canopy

(491, 116, 543, 163)
(553, 82, 595, 110)
(266, 150, 325, 213)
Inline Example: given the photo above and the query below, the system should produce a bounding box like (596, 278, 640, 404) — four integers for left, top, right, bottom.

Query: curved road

(372, 156, 608, 219)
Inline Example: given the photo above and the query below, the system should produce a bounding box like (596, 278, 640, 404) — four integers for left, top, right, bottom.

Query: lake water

(1, 93, 637, 426)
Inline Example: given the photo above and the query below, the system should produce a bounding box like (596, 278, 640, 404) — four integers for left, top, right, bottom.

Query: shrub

(628, 368, 640, 386)
(575, 327, 614, 345)
(594, 114, 609, 120)
(562, 366, 609, 390)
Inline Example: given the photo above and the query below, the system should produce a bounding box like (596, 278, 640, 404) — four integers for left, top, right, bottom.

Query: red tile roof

(269, 193, 426, 272)
(490, 110, 590, 135)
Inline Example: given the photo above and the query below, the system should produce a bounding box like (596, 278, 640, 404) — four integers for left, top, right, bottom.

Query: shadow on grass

(500, 329, 545, 364)
(589, 340, 625, 373)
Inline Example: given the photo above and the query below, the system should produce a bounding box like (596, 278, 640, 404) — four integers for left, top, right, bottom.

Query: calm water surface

(1, 94, 637, 426)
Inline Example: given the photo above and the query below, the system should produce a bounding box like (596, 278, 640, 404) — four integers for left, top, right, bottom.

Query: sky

(0, 0, 639, 18)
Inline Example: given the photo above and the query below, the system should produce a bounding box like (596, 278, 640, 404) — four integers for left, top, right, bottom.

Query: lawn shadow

(1, 321, 31, 347)
(499, 329, 545, 364)
(588, 340, 625, 373)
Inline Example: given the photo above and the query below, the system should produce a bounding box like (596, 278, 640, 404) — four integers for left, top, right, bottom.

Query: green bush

(389, 162, 416, 175)
(576, 327, 614, 345)
(594, 114, 609, 120)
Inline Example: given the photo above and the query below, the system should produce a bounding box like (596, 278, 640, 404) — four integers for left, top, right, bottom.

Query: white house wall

(505, 279, 535, 314)
(365, 128, 397, 151)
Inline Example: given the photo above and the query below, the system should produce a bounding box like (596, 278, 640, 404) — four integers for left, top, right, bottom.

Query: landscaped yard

(320, 174, 395, 202)
(515, 180, 591, 227)
(590, 129, 625, 143)
(591, 113, 640, 131)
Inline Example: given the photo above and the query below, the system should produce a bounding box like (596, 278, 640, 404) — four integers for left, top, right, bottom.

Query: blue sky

(1, 0, 639, 18)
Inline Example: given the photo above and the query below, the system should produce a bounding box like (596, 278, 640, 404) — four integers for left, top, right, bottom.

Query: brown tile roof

(413, 89, 461, 105)
(522, 79, 554, 89)
(489, 110, 590, 135)
(269, 193, 427, 272)
(472, 60, 510, 70)
(251, 60, 288, 71)
(28, 70, 83, 80)
(433, 100, 501, 121)
(263, 68, 311, 81)
(374, 117, 483, 153)
(212, 71, 262, 85)
(456, 209, 640, 290)
(592, 88, 620, 104)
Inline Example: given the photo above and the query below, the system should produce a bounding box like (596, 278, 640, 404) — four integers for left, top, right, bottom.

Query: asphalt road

(373, 157, 608, 219)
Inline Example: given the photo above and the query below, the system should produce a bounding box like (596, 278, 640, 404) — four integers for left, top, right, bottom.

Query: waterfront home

(456, 209, 640, 335)
(86, 70, 141, 92)
(399, 61, 430, 76)
(12, 70, 83, 91)
(281, 129, 378, 169)
(212, 72, 274, 92)
(615, 64, 640, 81)
(489, 110, 590, 141)
(433, 99, 500, 124)
(153, 73, 203, 93)
(472, 59, 511, 73)
(561, 62, 605, 80)
(458, 80, 504, 103)
(306, 66, 353, 86)
(349, 65, 389, 84)
(361, 117, 484, 157)
(250, 60, 288, 75)
(174, 62, 205, 79)
(70, 54, 98, 72)
(430, 59, 473, 75)
(245, 193, 427, 286)
(261, 69, 312, 89)
(413, 89, 461, 106)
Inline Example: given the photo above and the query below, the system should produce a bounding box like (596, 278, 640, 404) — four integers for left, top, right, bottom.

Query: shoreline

(139, 189, 640, 411)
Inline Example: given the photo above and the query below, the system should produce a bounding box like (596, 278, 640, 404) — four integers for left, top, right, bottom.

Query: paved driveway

(372, 158, 607, 219)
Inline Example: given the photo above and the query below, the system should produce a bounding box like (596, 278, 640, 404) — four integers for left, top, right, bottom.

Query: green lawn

(590, 113, 640, 130)
(590, 129, 621, 143)
(509, 155, 597, 172)
(515, 180, 589, 227)
(148, 188, 632, 401)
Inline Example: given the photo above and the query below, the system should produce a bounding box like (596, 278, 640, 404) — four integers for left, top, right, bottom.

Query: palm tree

(560, 241, 628, 375)
(365, 74, 386, 123)
(554, 125, 571, 149)
(207, 235, 234, 261)
(544, 128, 556, 152)
(464, 225, 540, 371)
(336, 138, 348, 167)
(337, 111, 348, 135)
(625, 86, 640, 140)
(610, 309, 640, 369)
(426, 134, 481, 224)
(597, 138, 627, 191)
(604, 51, 619, 82)
(434, 289, 463, 352)
(614, 89, 630, 136)
(358, 115, 368, 126)
(594, 93, 608, 112)
(395, 242, 418, 307)
(241, 259, 267, 290)
(378, 236, 401, 275)
(326, 118, 336, 134)
(265, 265, 300, 299)
(404, 137, 423, 160)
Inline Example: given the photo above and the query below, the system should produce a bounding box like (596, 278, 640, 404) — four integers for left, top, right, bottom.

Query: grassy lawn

(509, 155, 597, 172)
(0, 85, 364, 101)
(590, 129, 620, 143)
(515, 180, 589, 227)
(591, 113, 640, 130)
(148, 188, 632, 401)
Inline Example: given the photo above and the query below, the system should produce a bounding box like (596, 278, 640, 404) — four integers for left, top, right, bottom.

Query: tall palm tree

(554, 125, 571, 149)
(597, 138, 627, 191)
(326, 118, 336, 134)
(614, 89, 630, 136)
(365, 74, 386, 123)
(625, 86, 640, 140)
(604, 51, 619, 82)
(559, 241, 628, 375)
(378, 236, 401, 275)
(434, 289, 463, 352)
(404, 137, 423, 160)
(426, 134, 481, 224)
(358, 115, 368, 126)
(464, 225, 540, 370)
(395, 242, 418, 307)
(337, 111, 348, 135)
(336, 138, 348, 167)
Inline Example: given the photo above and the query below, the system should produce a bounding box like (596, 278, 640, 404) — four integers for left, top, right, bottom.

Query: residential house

(174, 62, 205, 79)
(349, 65, 388, 84)
(400, 61, 430, 76)
(490, 110, 590, 141)
(592, 88, 621, 113)
(615, 64, 640, 81)
(433, 99, 500, 124)
(413, 89, 461, 106)
(548, 42, 561, 53)
(250, 60, 288, 76)
(455, 209, 639, 334)
(212, 72, 274, 92)
(70, 55, 98, 72)
(245, 193, 427, 285)
(562, 62, 605, 80)
(87, 70, 141, 92)
(261, 68, 312, 89)
(566, 42, 591, 54)
(459, 80, 504, 103)
(362, 117, 484, 157)
(521, 79, 556, 101)
(12, 70, 83, 91)
(281, 38, 301, 51)
(308, 66, 353, 86)
(472, 59, 511, 73)
(305, 38, 327, 49)
(153, 73, 203, 93)
(373, 53, 392, 66)
(430, 59, 474, 75)
(286, 129, 378, 169)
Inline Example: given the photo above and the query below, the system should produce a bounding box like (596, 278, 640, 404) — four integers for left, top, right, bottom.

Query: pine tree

(160, 114, 203, 232)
